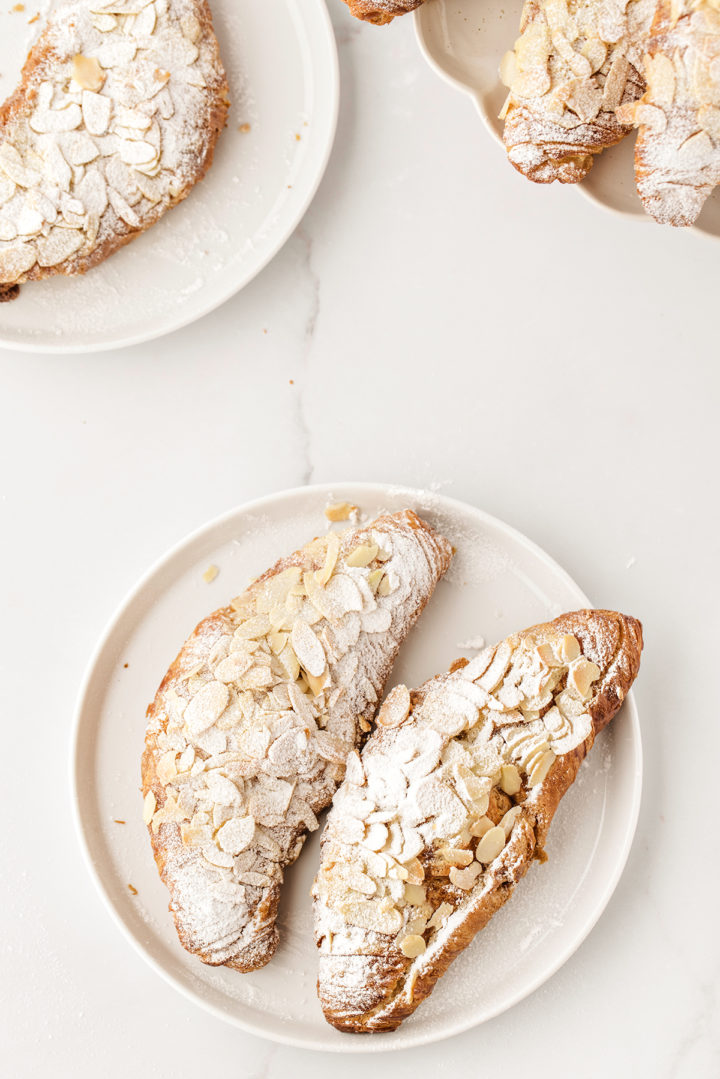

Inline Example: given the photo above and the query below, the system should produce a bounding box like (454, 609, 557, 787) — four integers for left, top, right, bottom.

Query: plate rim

(70, 481, 643, 1052)
(0, 0, 339, 355)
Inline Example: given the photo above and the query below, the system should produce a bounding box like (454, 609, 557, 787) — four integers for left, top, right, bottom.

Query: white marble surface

(1, 3, 719, 1076)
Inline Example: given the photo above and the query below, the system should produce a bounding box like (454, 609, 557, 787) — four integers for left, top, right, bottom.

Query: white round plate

(72, 483, 642, 1051)
(0, 0, 338, 353)
(415, 0, 720, 237)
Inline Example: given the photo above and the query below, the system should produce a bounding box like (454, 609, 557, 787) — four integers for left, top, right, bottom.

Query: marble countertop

(1, 3, 718, 1076)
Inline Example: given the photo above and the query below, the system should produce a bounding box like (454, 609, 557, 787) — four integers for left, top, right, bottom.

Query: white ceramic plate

(71, 483, 642, 1051)
(0, 0, 338, 353)
(415, 0, 720, 237)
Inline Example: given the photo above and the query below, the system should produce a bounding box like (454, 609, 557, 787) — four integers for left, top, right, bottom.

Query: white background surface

(1, 2, 718, 1077)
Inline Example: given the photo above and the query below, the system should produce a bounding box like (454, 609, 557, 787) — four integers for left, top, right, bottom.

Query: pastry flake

(142, 509, 453, 972)
(313, 609, 643, 1032)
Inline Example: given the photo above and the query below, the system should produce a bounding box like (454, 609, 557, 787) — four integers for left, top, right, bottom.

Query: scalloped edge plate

(415, 0, 720, 238)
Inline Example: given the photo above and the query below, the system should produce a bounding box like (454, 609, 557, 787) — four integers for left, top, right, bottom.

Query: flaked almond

(469, 815, 494, 838)
(376, 684, 411, 729)
(558, 634, 580, 662)
(377, 574, 392, 596)
(216, 815, 255, 855)
(316, 530, 340, 586)
(449, 862, 482, 889)
(156, 750, 178, 785)
(202, 564, 219, 583)
(400, 934, 427, 958)
(340, 897, 402, 935)
(404, 882, 427, 905)
(427, 902, 453, 929)
(499, 805, 522, 838)
(325, 501, 357, 522)
(268, 629, 288, 655)
(535, 642, 560, 668)
(475, 825, 506, 864)
(367, 568, 384, 593)
(529, 749, 556, 787)
(306, 669, 329, 697)
(142, 790, 156, 825)
(291, 619, 326, 677)
(404, 857, 425, 885)
(184, 680, 229, 735)
(568, 658, 601, 699)
(499, 763, 522, 796)
(345, 543, 379, 568)
(441, 846, 474, 868)
(72, 53, 105, 91)
(277, 643, 300, 681)
(234, 613, 271, 640)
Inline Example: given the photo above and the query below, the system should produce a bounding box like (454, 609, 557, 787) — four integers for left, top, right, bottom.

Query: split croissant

(314, 609, 642, 1032)
(142, 510, 452, 971)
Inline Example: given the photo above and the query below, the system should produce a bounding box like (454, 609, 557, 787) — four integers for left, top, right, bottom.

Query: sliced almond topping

(214, 652, 252, 683)
(156, 751, 177, 785)
(557, 634, 581, 662)
(268, 629, 288, 655)
(449, 862, 482, 889)
(441, 847, 474, 868)
(535, 642, 561, 668)
(216, 815, 255, 855)
(340, 898, 403, 935)
(72, 53, 105, 92)
(400, 934, 427, 958)
(470, 815, 494, 838)
(475, 825, 506, 864)
(568, 658, 601, 699)
(376, 684, 411, 729)
(529, 749, 556, 787)
(377, 574, 392, 596)
(234, 613, 271, 640)
(142, 790, 156, 824)
(306, 669, 330, 697)
(404, 883, 427, 905)
(184, 680, 229, 735)
(291, 619, 326, 677)
(277, 643, 300, 681)
(403, 857, 425, 885)
(202, 564, 219, 584)
(345, 543, 379, 568)
(325, 501, 357, 522)
(500, 763, 522, 796)
(499, 805, 522, 838)
(427, 902, 453, 930)
(316, 531, 340, 586)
